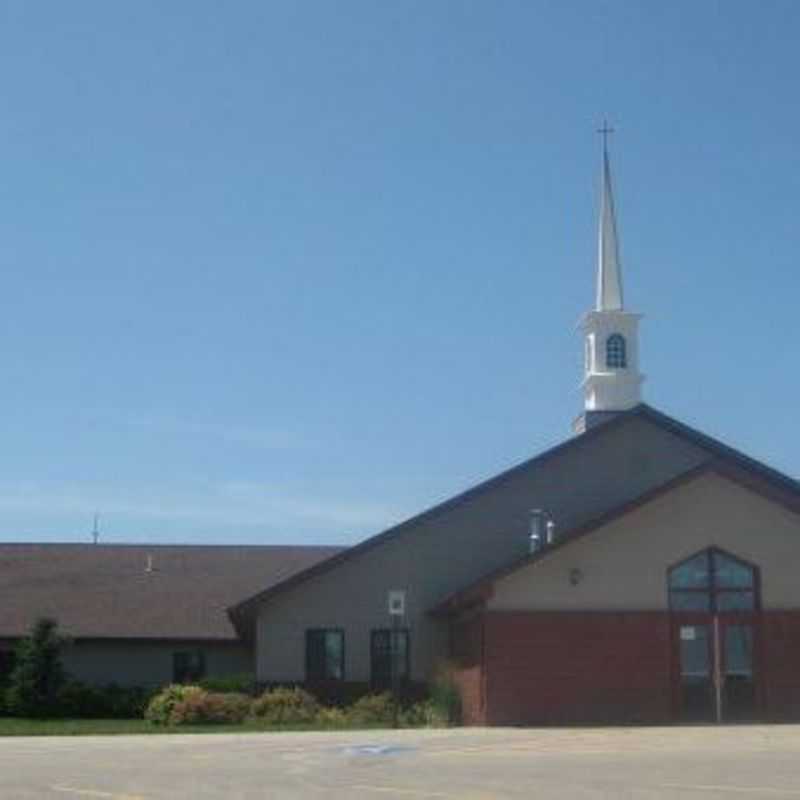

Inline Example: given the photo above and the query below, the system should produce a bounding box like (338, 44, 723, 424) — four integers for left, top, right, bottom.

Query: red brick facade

(449, 608, 800, 725)
(761, 612, 800, 720)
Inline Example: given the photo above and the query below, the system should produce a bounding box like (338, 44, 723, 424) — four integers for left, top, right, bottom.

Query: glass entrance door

(721, 623, 756, 721)
(670, 548, 760, 723)
(678, 623, 714, 721)
(676, 619, 757, 722)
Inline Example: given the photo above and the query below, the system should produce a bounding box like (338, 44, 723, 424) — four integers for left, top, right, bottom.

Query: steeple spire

(596, 123, 623, 311)
(573, 123, 644, 434)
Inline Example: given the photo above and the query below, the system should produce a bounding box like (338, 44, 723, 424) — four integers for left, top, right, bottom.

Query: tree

(5, 617, 67, 718)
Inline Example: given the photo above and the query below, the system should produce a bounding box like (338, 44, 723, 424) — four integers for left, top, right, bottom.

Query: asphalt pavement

(2, 724, 800, 799)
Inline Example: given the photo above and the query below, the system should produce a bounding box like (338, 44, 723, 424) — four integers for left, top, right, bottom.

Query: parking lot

(3, 725, 800, 799)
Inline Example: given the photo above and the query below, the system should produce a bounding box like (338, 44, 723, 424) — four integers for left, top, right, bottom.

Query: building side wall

(255, 417, 710, 683)
(489, 472, 800, 612)
(484, 611, 672, 725)
(60, 640, 252, 687)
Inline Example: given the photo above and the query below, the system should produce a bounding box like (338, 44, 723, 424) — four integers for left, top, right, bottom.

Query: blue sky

(0, 1, 798, 544)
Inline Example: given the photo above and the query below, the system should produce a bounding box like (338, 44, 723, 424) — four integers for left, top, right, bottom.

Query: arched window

(606, 334, 627, 369)
(668, 548, 758, 612)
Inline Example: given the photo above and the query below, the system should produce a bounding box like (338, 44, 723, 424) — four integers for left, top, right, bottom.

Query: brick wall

(449, 612, 485, 725)
(483, 611, 673, 725)
(761, 611, 800, 720)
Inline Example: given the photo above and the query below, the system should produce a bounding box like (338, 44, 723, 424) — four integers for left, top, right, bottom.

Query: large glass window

(668, 549, 757, 612)
(305, 629, 344, 681)
(606, 334, 627, 369)
(371, 629, 410, 690)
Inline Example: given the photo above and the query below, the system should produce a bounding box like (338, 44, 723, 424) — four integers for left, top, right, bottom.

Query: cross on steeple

(597, 120, 614, 153)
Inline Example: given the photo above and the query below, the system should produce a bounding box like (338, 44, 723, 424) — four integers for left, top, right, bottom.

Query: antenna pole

(92, 513, 100, 545)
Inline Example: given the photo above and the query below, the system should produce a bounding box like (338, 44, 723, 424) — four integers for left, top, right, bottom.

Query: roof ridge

(0, 541, 344, 549)
(228, 403, 800, 630)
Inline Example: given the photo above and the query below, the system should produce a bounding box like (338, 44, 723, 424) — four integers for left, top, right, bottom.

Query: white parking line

(50, 786, 148, 800)
(659, 784, 800, 796)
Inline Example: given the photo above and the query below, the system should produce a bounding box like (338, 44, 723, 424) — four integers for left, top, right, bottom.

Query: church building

(2, 140, 799, 725)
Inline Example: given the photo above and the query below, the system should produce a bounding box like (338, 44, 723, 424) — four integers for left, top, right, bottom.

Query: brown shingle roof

(0, 543, 343, 641)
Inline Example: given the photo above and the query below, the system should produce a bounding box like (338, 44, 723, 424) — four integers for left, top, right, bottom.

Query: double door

(675, 615, 758, 722)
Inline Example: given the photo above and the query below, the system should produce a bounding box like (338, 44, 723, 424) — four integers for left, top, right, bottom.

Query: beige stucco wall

(255, 415, 712, 683)
(61, 641, 252, 687)
(489, 471, 800, 611)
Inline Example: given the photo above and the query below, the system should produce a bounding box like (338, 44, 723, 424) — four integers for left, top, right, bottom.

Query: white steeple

(597, 146, 623, 311)
(574, 125, 644, 433)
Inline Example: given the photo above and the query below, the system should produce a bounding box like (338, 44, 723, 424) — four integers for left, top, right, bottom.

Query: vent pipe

(546, 519, 556, 545)
(529, 510, 556, 553)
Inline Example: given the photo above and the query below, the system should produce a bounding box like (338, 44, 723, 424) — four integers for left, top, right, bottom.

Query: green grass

(0, 718, 394, 736)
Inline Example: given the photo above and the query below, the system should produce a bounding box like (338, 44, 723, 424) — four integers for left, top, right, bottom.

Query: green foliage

(315, 706, 349, 727)
(5, 618, 67, 718)
(198, 673, 256, 695)
(144, 684, 204, 725)
(170, 691, 251, 725)
(57, 682, 153, 719)
(347, 692, 396, 725)
(428, 664, 462, 725)
(250, 686, 319, 724)
(399, 699, 451, 728)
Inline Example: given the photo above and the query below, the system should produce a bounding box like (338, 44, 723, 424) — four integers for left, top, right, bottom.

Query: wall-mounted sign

(388, 590, 406, 617)
(680, 626, 696, 641)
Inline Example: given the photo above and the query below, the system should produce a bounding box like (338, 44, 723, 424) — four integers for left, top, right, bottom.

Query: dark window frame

(172, 649, 206, 683)
(370, 628, 410, 690)
(668, 547, 760, 614)
(305, 628, 345, 682)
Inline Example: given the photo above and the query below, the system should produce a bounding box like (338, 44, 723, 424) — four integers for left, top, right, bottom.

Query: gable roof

(0, 543, 342, 641)
(430, 459, 800, 616)
(228, 403, 800, 633)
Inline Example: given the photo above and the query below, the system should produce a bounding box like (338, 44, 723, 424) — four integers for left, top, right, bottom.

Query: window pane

(173, 650, 205, 683)
(670, 590, 711, 611)
(716, 591, 755, 612)
(307, 630, 343, 681)
(670, 553, 711, 589)
(371, 629, 409, 690)
(712, 552, 754, 589)
(679, 625, 710, 679)
(325, 631, 344, 680)
(725, 625, 753, 678)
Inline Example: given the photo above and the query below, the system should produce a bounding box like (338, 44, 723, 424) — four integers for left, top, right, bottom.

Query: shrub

(5, 618, 67, 718)
(429, 664, 462, 725)
(57, 682, 153, 719)
(171, 691, 251, 725)
(399, 699, 450, 728)
(144, 684, 204, 725)
(347, 692, 395, 725)
(315, 706, 349, 727)
(199, 674, 256, 695)
(251, 686, 319, 724)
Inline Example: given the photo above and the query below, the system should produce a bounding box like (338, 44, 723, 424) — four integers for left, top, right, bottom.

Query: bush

(171, 691, 251, 725)
(347, 692, 395, 725)
(57, 682, 153, 719)
(5, 618, 67, 718)
(429, 664, 462, 725)
(399, 699, 450, 728)
(251, 686, 319, 724)
(144, 684, 204, 725)
(199, 674, 255, 695)
(315, 706, 349, 727)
